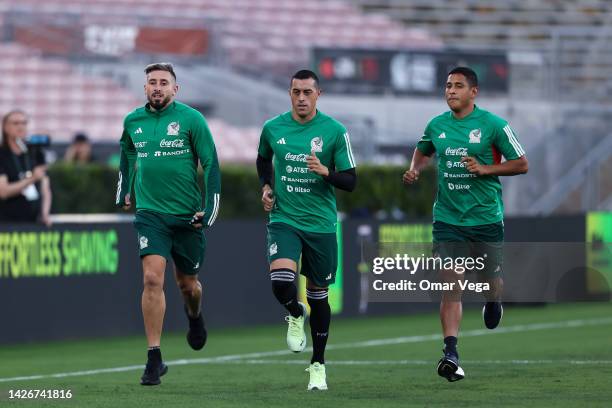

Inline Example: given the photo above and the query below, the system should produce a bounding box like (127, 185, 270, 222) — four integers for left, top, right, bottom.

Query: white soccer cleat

(285, 302, 307, 352)
(306, 362, 328, 391)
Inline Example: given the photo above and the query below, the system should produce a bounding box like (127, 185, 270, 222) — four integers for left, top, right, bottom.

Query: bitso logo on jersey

(167, 122, 180, 136)
(469, 129, 481, 143)
(310, 137, 323, 152)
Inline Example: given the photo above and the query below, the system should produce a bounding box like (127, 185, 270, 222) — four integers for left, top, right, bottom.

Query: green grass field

(1, 303, 611, 407)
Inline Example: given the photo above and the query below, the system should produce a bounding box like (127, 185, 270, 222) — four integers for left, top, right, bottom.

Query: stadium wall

(0, 215, 601, 345)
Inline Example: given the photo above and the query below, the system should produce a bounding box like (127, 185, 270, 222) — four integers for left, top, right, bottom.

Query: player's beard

(148, 94, 172, 111)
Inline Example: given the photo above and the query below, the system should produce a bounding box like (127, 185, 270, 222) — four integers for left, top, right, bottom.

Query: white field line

(0, 316, 610, 383)
(206, 359, 612, 366)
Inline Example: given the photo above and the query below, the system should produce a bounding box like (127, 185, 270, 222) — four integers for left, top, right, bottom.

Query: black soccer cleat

(483, 301, 504, 330)
(437, 349, 465, 382)
(185, 305, 207, 350)
(140, 361, 168, 386)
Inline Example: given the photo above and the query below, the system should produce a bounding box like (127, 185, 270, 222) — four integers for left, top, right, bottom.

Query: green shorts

(134, 210, 205, 275)
(266, 222, 337, 287)
(432, 221, 504, 278)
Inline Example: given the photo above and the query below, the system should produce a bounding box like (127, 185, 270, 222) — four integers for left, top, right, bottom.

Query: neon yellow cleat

(306, 362, 328, 391)
(285, 302, 307, 352)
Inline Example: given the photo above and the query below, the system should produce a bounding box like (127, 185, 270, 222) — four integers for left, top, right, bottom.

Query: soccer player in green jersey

(116, 63, 221, 386)
(403, 67, 528, 382)
(256, 70, 357, 391)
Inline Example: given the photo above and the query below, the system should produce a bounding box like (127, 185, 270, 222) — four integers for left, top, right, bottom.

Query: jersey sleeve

(493, 122, 525, 160)
(116, 123, 136, 207)
(257, 124, 273, 159)
(416, 121, 436, 156)
(334, 127, 356, 171)
(191, 113, 221, 228)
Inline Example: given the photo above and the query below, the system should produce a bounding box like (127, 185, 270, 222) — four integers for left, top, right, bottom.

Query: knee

(271, 279, 291, 293)
(270, 269, 295, 299)
(177, 278, 201, 296)
(143, 270, 163, 290)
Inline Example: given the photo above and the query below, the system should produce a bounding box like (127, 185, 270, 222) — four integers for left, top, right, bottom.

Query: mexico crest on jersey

(469, 129, 481, 144)
(310, 136, 323, 152)
(167, 122, 180, 136)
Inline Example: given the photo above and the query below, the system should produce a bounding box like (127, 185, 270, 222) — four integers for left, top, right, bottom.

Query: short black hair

(291, 69, 319, 88)
(73, 132, 89, 143)
(448, 67, 478, 87)
(145, 62, 176, 81)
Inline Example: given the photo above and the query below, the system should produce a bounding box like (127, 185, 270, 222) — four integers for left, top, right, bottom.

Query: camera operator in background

(0, 110, 52, 226)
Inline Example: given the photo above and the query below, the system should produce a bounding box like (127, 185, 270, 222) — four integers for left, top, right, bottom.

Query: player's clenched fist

(306, 149, 329, 176)
(403, 169, 420, 184)
(261, 185, 275, 212)
(461, 156, 488, 176)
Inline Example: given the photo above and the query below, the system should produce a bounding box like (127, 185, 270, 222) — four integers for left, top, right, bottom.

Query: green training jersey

(258, 110, 356, 233)
(416, 105, 525, 226)
(116, 101, 221, 227)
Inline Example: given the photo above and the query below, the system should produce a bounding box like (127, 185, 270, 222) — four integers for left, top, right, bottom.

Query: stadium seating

(0, 42, 141, 142)
(0, 41, 260, 161)
(5, 0, 440, 76)
(351, 0, 612, 101)
(0, 0, 439, 160)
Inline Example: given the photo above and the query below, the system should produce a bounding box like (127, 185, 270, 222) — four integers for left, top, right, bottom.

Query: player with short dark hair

(116, 62, 221, 386)
(257, 69, 356, 391)
(403, 66, 528, 382)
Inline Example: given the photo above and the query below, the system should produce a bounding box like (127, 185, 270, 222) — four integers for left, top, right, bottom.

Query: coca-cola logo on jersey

(445, 147, 468, 156)
(285, 153, 308, 162)
(160, 138, 185, 148)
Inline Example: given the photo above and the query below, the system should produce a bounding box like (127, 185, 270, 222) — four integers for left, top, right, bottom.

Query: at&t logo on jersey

(286, 165, 309, 174)
(167, 122, 180, 136)
(446, 160, 466, 169)
(310, 137, 323, 152)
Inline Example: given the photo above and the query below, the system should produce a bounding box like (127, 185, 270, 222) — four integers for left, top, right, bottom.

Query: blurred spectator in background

(64, 132, 94, 164)
(0, 110, 52, 226)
